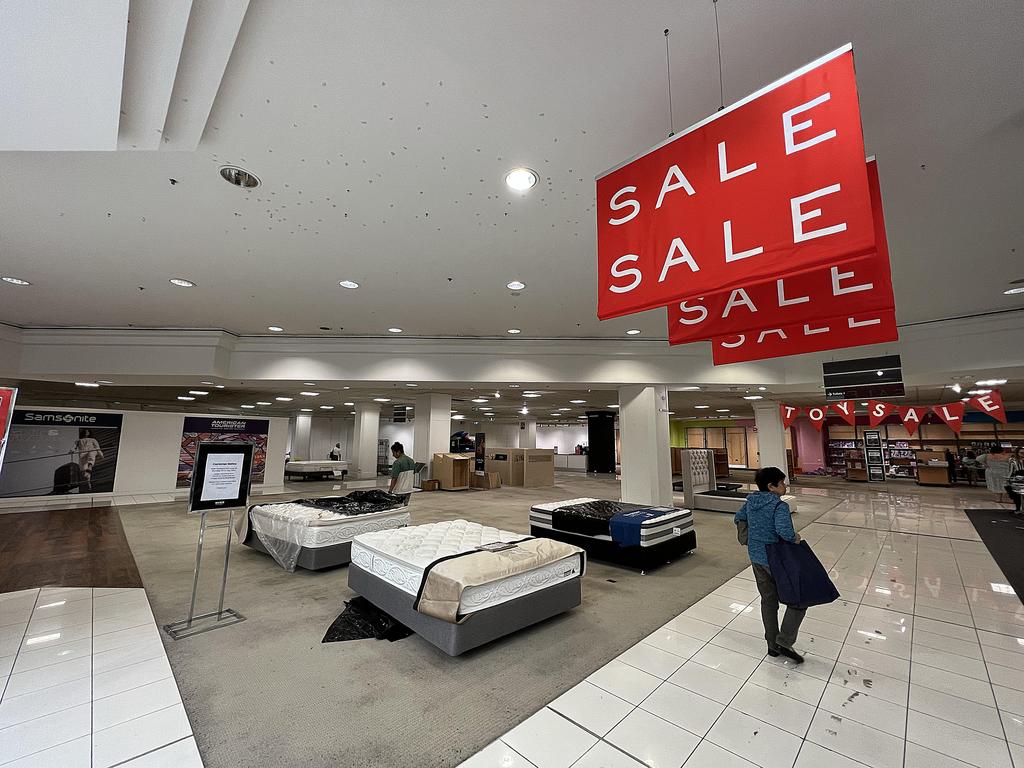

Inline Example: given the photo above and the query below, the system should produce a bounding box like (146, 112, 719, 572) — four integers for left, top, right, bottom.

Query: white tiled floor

(460, 487, 1024, 768)
(0, 588, 201, 768)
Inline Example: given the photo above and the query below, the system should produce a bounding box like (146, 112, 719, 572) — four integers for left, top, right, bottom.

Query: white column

(413, 393, 451, 479)
(292, 413, 312, 460)
(753, 402, 787, 476)
(618, 385, 672, 506)
(520, 418, 537, 449)
(352, 403, 381, 480)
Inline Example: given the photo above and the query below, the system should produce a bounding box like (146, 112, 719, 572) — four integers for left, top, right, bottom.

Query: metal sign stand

(163, 507, 246, 640)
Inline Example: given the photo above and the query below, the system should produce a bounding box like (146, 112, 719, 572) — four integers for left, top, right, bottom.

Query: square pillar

(413, 393, 451, 480)
(753, 402, 788, 477)
(520, 418, 537, 449)
(292, 413, 312, 460)
(618, 385, 672, 506)
(352, 403, 381, 480)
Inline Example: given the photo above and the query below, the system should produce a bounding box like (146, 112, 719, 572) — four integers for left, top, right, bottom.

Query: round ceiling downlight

(625, 329, 642, 336)
(219, 166, 260, 188)
(387, 327, 403, 334)
(507, 328, 522, 335)
(1004, 286, 1024, 295)
(505, 168, 538, 191)
(267, 326, 284, 332)
(1, 276, 31, 285)
(339, 280, 360, 289)
(506, 280, 526, 291)
(169, 278, 195, 288)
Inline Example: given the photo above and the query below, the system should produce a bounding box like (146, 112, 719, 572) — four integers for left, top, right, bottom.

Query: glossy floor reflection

(461, 485, 1023, 768)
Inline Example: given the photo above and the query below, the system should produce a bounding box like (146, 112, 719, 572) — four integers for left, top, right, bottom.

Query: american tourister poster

(177, 417, 269, 488)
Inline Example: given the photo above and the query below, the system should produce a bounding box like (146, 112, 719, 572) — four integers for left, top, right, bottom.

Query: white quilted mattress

(249, 503, 410, 548)
(350, 519, 584, 615)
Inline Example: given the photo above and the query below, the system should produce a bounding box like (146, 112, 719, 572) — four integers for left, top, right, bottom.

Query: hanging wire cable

(664, 28, 675, 136)
(713, 0, 725, 110)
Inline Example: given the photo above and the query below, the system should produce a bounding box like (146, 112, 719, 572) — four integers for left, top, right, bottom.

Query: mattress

(249, 503, 410, 548)
(285, 460, 349, 474)
(350, 519, 584, 615)
(530, 497, 693, 547)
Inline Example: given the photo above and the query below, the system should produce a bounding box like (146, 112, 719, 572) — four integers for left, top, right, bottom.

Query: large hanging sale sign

(596, 45, 873, 320)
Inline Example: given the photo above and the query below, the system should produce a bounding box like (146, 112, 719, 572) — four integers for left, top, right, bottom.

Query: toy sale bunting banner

(773, 393, 1007, 431)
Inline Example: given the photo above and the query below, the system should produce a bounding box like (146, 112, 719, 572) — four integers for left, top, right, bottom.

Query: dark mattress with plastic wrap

(549, 500, 653, 536)
(280, 490, 406, 516)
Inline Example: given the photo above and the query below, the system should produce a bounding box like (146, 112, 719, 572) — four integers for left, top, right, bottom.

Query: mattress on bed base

(247, 505, 410, 548)
(532, 525, 696, 571)
(350, 523, 583, 616)
(349, 563, 581, 656)
(244, 535, 353, 570)
(529, 498, 693, 547)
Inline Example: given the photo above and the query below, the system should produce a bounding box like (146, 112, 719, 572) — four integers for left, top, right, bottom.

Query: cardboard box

(522, 449, 555, 487)
(485, 448, 521, 486)
(421, 479, 440, 491)
(432, 453, 472, 490)
(471, 471, 502, 490)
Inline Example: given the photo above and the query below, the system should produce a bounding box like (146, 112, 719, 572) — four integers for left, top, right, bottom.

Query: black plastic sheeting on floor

(322, 596, 413, 644)
(965, 508, 1024, 598)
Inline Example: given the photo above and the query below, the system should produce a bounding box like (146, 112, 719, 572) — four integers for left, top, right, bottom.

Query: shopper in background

(388, 441, 416, 505)
(945, 449, 957, 485)
(962, 450, 981, 486)
(979, 445, 1012, 504)
(329, 442, 343, 461)
(1007, 447, 1024, 514)
(735, 467, 804, 664)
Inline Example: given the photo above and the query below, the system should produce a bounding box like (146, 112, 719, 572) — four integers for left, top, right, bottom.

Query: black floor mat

(322, 596, 413, 643)
(965, 508, 1024, 597)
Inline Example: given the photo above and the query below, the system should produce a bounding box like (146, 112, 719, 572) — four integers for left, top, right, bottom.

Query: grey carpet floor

(118, 474, 841, 768)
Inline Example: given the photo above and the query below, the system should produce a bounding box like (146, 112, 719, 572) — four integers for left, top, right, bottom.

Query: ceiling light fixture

(876, 370, 884, 376)
(320, 405, 334, 410)
(520, 407, 529, 415)
(677, 386, 700, 391)
(303, 382, 317, 386)
(506, 280, 526, 291)
(168, 278, 194, 288)
(570, 399, 586, 404)
(694, 405, 710, 409)
(188, 390, 209, 396)
(387, 327, 403, 334)
(976, 379, 1007, 387)
(861, 402, 869, 406)
(373, 397, 391, 402)
(523, 393, 542, 398)
(1, 275, 31, 286)
(507, 328, 522, 335)
(299, 391, 320, 397)
(201, 381, 215, 386)
(215, 385, 225, 389)
(967, 389, 992, 396)
(606, 404, 619, 409)
(950, 383, 962, 393)
(338, 280, 360, 289)
(343, 402, 354, 406)
(240, 405, 255, 409)
(508, 384, 520, 388)
(742, 395, 763, 400)
(406, 383, 418, 387)
(219, 166, 260, 188)
(1004, 286, 1024, 295)
(97, 380, 114, 385)
(472, 398, 489, 403)
(625, 329, 642, 336)
(558, 408, 571, 411)
(177, 396, 195, 401)
(716, 408, 731, 412)
(256, 401, 272, 406)
(275, 397, 293, 402)
(75, 382, 100, 388)
(300, 408, 313, 412)
(505, 167, 537, 191)
(268, 326, 284, 332)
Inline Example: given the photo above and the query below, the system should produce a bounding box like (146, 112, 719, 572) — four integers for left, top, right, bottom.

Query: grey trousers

(753, 563, 806, 650)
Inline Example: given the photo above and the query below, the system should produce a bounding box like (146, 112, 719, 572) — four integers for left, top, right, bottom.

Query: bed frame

(242, 530, 353, 570)
(529, 524, 696, 571)
(348, 564, 582, 656)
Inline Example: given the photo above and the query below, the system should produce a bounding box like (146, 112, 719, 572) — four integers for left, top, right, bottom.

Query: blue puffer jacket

(735, 492, 797, 566)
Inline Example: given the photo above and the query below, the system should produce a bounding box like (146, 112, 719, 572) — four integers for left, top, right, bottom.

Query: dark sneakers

(777, 645, 804, 664)
(767, 647, 780, 657)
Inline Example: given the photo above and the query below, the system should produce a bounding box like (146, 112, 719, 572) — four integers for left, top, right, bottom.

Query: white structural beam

(351, 403, 380, 480)
(0, 0, 129, 150)
(753, 402, 788, 477)
(412, 393, 452, 480)
(618, 385, 672, 507)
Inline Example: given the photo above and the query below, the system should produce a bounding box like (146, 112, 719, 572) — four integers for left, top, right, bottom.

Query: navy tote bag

(765, 540, 840, 609)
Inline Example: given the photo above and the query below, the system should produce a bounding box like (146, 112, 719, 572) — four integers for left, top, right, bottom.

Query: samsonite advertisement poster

(177, 417, 269, 488)
(0, 410, 123, 497)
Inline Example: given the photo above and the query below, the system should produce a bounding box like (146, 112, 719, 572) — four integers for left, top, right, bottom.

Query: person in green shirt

(389, 442, 416, 504)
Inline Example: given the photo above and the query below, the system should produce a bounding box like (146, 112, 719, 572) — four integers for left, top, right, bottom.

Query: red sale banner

(970, 390, 1007, 423)
(806, 405, 829, 431)
(780, 404, 802, 429)
(898, 405, 927, 436)
(597, 45, 874, 319)
(668, 158, 894, 346)
(932, 403, 966, 434)
(830, 400, 857, 426)
(0, 387, 18, 481)
(868, 400, 895, 426)
(710, 309, 898, 365)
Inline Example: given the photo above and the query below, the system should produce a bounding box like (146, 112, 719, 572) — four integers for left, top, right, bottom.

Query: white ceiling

(0, 0, 1021, 340)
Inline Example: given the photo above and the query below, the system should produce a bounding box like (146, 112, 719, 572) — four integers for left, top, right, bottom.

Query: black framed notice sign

(187, 442, 255, 515)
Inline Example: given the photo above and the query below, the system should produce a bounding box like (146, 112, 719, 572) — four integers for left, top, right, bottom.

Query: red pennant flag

(932, 403, 966, 435)
(830, 400, 857, 426)
(898, 405, 927, 436)
(780, 404, 801, 430)
(970, 390, 1008, 424)
(806, 405, 828, 431)
(868, 400, 895, 427)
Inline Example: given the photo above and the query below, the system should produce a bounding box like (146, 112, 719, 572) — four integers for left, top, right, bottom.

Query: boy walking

(735, 467, 804, 663)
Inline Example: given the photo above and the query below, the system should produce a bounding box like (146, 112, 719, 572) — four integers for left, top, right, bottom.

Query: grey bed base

(244, 532, 353, 570)
(348, 563, 582, 656)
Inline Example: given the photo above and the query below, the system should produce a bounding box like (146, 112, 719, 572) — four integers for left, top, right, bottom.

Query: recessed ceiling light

(694, 405, 710, 409)
(373, 397, 391, 402)
(472, 398, 489, 403)
(342, 386, 350, 390)
(240, 405, 255, 409)
(215, 385, 225, 389)
(1004, 286, 1024, 295)
(75, 382, 100, 388)
(861, 402, 869, 406)
(961, 397, 971, 402)
(967, 389, 992, 395)
(550, 412, 562, 416)
(505, 167, 537, 191)
(201, 381, 215, 385)
(876, 370, 884, 376)
(558, 407, 571, 411)
(758, 386, 767, 391)
(523, 393, 542, 398)
(219, 165, 260, 188)
(606, 404, 619, 409)
(406, 383, 418, 387)
(452, 414, 465, 420)
(387, 327, 403, 334)
(303, 382, 317, 386)
(506, 328, 522, 335)
(976, 378, 1007, 386)
(1, 275, 32, 287)
(343, 402, 354, 406)
(625, 329, 642, 336)
(742, 395, 763, 400)
(668, 411, 675, 415)
(508, 384, 520, 388)
(299, 391, 320, 396)
(506, 280, 526, 291)
(97, 380, 114, 385)
(520, 407, 529, 415)
(320, 405, 334, 410)
(256, 401, 272, 406)
(716, 408, 730, 412)
(268, 326, 284, 332)
(275, 396, 293, 402)
(168, 278, 194, 288)
(177, 396, 195, 401)
(570, 399, 586, 404)
(338, 280, 360, 289)
(677, 386, 700, 391)
(189, 390, 209, 396)
(300, 408, 313, 412)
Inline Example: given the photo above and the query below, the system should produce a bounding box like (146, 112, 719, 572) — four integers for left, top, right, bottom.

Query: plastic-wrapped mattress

(530, 497, 693, 547)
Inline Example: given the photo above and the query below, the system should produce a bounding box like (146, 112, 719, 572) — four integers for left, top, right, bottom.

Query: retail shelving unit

(845, 450, 869, 481)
